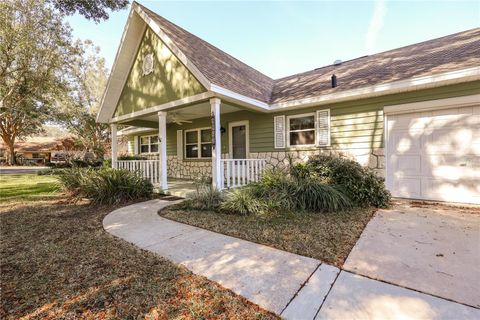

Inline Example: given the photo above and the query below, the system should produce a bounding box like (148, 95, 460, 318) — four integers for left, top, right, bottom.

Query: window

(287, 113, 316, 147)
(184, 128, 212, 159)
(139, 135, 158, 154)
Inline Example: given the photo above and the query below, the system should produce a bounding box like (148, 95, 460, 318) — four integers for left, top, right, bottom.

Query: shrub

(304, 154, 390, 208)
(37, 168, 64, 176)
(248, 169, 352, 213)
(249, 170, 296, 212)
(220, 188, 267, 216)
(71, 159, 103, 168)
(183, 183, 223, 211)
(293, 177, 352, 212)
(118, 155, 148, 161)
(56, 167, 93, 196)
(57, 167, 153, 204)
(46, 162, 72, 169)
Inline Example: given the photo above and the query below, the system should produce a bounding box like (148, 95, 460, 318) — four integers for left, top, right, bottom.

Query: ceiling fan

(168, 111, 194, 125)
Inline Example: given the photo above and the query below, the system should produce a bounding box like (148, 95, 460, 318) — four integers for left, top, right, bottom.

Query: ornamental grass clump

(57, 167, 153, 204)
(183, 180, 223, 211)
(219, 188, 268, 216)
(220, 169, 353, 216)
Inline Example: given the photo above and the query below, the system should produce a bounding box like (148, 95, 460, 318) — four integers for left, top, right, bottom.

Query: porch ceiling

(121, 100, 242, 125)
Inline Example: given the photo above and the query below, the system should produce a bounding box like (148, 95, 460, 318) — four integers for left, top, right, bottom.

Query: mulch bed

(0, 199, 277, 319)
(160, 205, 377, 267)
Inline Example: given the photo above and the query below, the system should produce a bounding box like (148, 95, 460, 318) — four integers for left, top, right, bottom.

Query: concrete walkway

(344, 203, 480, 308)
(103, 200, 480, 319)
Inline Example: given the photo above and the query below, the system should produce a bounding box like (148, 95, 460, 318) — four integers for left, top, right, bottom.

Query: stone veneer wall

(167, 155, 211, 180)
(249, 148, 385, 177)
(165, 149, 385, 180)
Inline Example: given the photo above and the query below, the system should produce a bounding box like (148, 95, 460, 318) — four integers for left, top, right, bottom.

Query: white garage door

(386, 102, 480, 204)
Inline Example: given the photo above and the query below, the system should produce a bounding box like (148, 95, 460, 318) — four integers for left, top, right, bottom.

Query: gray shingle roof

(139, 3, 480, 105)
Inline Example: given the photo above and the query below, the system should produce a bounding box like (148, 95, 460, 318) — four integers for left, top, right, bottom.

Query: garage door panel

(389, 113, 430, 130)
(387, 101, 480, 204)
(424, 128, 477, 154)
(393, 178, 421, 198)
(422, 178, 480, 204)
(392, 155, 422, 177)
(423, 155, 479, 179)
(389, 130, 422, 154)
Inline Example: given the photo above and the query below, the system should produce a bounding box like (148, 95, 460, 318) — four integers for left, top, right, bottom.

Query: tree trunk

(6, 141, 16, 165)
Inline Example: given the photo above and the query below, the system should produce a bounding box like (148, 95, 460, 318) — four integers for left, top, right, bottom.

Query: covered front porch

(110, 97, 266, 193)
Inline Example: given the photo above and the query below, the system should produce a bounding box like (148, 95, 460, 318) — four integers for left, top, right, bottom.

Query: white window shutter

(274, 115, 286, 149)
(316, 109, 330, 146)
(176, 130, 183, 160)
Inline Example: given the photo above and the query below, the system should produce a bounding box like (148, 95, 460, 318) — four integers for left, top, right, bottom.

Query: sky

(66, 0, 480, 79)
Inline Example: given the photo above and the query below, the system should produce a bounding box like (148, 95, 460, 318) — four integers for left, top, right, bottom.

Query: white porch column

(158, 111, 168, 191)
(210, 98, 222, 189)
(110, 123, 117, 169)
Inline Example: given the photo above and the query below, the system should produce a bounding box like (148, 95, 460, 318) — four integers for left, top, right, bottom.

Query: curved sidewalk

(103, 199, 336, 315)
(103, 200, 480, 319)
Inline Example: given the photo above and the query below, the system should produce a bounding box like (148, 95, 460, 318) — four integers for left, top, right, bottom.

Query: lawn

(0, 175, 276, 319)
(0, 174, 59, 201)
(160, 206, 376, 267)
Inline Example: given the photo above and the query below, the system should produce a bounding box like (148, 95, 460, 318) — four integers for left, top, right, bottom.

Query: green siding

(127, 135, 136, 154)
(127, 81, 480, 155)
(114, 27, 206, 117)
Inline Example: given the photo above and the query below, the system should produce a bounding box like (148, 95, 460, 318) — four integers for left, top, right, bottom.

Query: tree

(50, 0, 129, 22)
(57, 40, 111, 160)
(0, 0, 75, 165)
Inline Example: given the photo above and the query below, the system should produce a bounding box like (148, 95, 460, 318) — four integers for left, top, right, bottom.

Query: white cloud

(365, 0, 387, 54)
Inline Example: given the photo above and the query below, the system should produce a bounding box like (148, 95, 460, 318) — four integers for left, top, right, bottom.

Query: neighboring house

(0, 136, 127, 165)
(97, 2, 480, 204)
(0, 137, 61, 165)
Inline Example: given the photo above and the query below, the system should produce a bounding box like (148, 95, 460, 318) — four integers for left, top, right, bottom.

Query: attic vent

(331, 74, 337, 88)
(333, 59, 342, 66)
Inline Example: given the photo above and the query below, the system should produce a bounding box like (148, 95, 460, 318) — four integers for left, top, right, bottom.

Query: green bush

(71, 159, 103, 168)
(118, 155, 148, 160)
(220, 188, 267, 216)
(255, 170, 352, 213)
(57, 167, 153, 204)
(46, 162, 72, 169)
(302, 154, 390, 208)
(37, 168, 64, 176)
(293, 177, 352, 212)
(183, 183, 223, 211)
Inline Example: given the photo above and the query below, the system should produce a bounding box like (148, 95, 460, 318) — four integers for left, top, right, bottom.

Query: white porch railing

(114, 158, 266, 189)
(221, 159, 266, 189)
(115, 160, 161, 185)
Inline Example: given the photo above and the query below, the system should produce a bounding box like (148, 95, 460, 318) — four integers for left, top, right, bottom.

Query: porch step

(159, 195, 184, 201)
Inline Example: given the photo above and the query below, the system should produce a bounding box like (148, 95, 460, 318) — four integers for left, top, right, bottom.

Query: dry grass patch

(160, 206, 376, 267)
(0, 199, 277, 319)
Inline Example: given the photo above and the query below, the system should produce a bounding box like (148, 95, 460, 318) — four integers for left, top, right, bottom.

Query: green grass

(0, 174, 59, 201)
(160, 206, 376, 267)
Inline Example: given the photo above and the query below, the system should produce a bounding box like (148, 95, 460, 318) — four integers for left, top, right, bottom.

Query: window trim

(184, 127, 212, 159)
(139, 134, 159, 154)
(286, 112, 317, 148)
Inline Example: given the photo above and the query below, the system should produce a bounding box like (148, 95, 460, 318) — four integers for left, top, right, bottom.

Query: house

(0, 137, 60, 165)
(97, 2, 480, 204)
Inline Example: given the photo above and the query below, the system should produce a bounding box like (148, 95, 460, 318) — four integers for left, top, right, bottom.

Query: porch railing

(221, 159, 266, 189)
(114, 158, 267, 189)
(114, 160, 161, 185)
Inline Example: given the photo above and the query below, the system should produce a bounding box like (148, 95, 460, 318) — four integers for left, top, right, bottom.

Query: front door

(229, 121, 249, 159)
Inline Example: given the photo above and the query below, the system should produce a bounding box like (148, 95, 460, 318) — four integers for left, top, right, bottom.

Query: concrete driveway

(344, 200, 480, 309)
